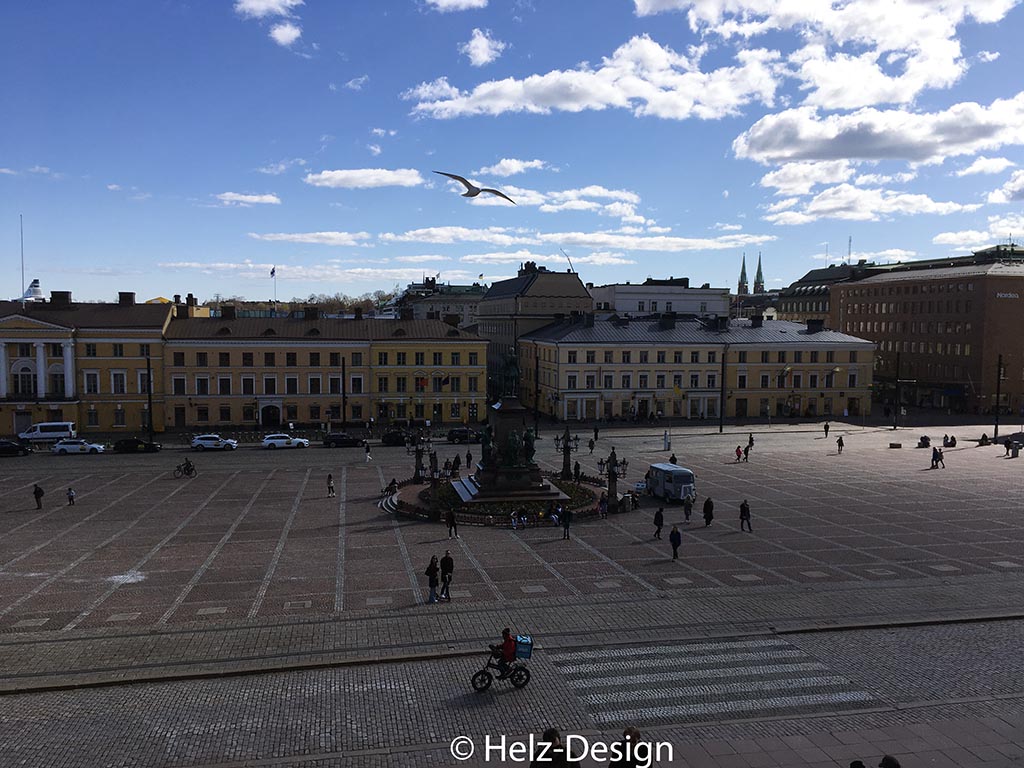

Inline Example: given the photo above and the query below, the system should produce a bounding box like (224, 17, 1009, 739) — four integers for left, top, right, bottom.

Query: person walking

(594, 426, 599, 442)
(653, 507, 664, 539)
(739, 499, 752, 532)
(364, 443, 372, 462)
(32, 484, 44, 510)
(327, 473, 336, 498)
(682, 495, 693, 524)
(742, 444, 751, 462)
(936, 448, 945, 468)
(735, 445, 742, 462)
(452, 454, 461, 473)
(573, 460, 581, 485)
(931, 446, 940, 469)
(703, 497, 715, 527)
(439, 550, 454, 601)
(562, 507, 573, 540)
(466, 449, 472, 468)
(66, 487, 76, 506)
(588, 438, 595, 455)
(446, 508, 459, 539)
(748, 433, 755, 449)
(669, 525, 682, 560)
(1006, 438, 1013, 457)
(836, 436, 844, 454)
(824, 421, 830, 438)
(598, 492, 608, 519)
(425, 555, 439, 604)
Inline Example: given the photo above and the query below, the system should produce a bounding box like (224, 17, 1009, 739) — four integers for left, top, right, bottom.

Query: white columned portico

(34, 342, 46, 399)
(0, 342, 7, 398)
(62, 341, 75, 398)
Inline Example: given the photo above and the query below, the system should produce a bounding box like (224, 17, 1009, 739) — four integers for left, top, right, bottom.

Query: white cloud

(269, 22, 301, 46)
(987, 170, 1024, 203)
(735, 93, 1024, 166)
(248, 231, 372, 246)
(571, 251, 637, 265)
(955, 156, 1015, 176)
(536, 230, 774, 252)
(382, 226, 539, 247)
(0, 168, 17, 175)
(764, 184, 980, 225)
(759, 160, 853, 196)
(462, 249, 550, 264)
(714, 222, 743, 231)
(345, 75, 370, 91)
(932, 213, 1024, 247)
(550, 185, 640, 204)
(367, 144, 382, 156)
(106, 183, 121, 191)
(475, 158, 549, 177)
(425, 0, 488, 10)
(256, 158, 307, 175)
(853, 171, 917, 185)
(370, 127, 398, 137)
(394, 254, 450, 263)
(538, 200, 602, 214)
(160, 259, 471, 283)
(304, 168, 424, 189)
(234, 0, 302, 19)
(602, 201, 648, 224)
(978, 50, 1000, 62)
(646, 225, 672, 233)
(216, 192, 281, 206)
(459, 28, 507, 67)
(405, 35, 783, 120)
(722, 189, 729, 198)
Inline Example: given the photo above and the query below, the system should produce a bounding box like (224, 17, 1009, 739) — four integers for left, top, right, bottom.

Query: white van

(19, 422, 78, 442)
(647, 463, 697, 502)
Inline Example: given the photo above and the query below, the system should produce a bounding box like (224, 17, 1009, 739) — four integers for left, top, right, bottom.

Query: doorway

(261, 404, 281, 427)
(174, 406, 186, 429)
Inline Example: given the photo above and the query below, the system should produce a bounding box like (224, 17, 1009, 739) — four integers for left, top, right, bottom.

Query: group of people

(653, 496, 751, 557)
(424, 549, 455, 604)
(732, 433, 756, 462)
(31, 484, 77, 509)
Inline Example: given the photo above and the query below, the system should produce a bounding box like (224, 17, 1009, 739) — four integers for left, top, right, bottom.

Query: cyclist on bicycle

(489, 628, 517, 678)
(182, 458, 195, 475)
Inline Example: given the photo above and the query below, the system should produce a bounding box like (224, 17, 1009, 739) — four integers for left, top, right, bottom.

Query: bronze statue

(523, 428, 536, 463)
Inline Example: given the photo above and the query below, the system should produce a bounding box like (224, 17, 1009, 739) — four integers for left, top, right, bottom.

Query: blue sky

(3, 0, 1024, 302)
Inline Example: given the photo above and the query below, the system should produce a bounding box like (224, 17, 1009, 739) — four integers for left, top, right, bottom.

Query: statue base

(451, 464, 568, 504)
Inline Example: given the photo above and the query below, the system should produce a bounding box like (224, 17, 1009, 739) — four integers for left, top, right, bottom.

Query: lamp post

(555, 425, 580, 480)
(604, 447, 628, 511)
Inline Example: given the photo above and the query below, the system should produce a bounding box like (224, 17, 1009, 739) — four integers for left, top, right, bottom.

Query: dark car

(381, 429, 409, 447)
(323, 432, 367, 448)
(113, 438, 162, 453)
(447, 427, 481, 444)
(0, 440, 32, 457)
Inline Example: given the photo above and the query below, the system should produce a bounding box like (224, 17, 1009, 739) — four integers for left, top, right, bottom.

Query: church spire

(737, 254, 749, 296)
(754, 252, 765, 294)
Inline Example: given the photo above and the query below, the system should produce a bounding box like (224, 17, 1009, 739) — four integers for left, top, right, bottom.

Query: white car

(52, 439, 105, 455)
(261, 433, 309, 449)
(190, 434, 239, 451)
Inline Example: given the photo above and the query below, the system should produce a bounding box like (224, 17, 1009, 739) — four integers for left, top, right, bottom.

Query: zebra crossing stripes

(550, 637, 875, 726)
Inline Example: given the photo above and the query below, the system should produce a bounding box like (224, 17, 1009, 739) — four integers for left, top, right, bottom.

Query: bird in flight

(433, 171, 517, 205)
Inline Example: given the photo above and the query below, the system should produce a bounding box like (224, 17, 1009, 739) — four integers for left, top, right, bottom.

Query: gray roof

(164, 316, 482, 341)
(521, 316, 873, 346)
(482, 269, 590, 301)
(853, 261, 1024, 283)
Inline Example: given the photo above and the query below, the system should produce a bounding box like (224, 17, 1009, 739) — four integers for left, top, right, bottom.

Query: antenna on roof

(559, 247, 575, 273)
(847, 235, 852, 265)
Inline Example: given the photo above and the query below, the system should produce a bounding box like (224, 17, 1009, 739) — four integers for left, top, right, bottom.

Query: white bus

(18, 421, 78, 442)
(647, 463, 697, 502)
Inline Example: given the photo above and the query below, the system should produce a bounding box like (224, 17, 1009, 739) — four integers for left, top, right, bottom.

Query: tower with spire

(737, 254, 749, 296)
(753, 253, 765, 294)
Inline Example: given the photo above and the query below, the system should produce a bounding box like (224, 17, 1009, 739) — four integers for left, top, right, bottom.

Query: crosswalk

(549, 637, 875, 726)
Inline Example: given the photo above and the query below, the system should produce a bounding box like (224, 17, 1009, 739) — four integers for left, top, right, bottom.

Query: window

(451, 352, 461, 366)
(637, 301, 645, 311)
(760, 374, 770, 389)
(330, 352, 340, 367)
(309, 404, 321, 421)
(708, 351, 717, 364)
(639, 374, 648, 388)
(656, 351, 666, 364)
(85, 372, 100, 394)
(219, 352, 230, 367)
(242, 377, 255, 395)
(650, 301, 658, 312)
(776, 351, 786, 363)
(329, 376, 341, 394)
(195, 351, 206, 366)
(197, 406, 209, 422)
(351, 376, 363, 394)
(450, 377, 461, 393)
(849, 350, 858, 363)
(219, 406, 231, 422)
(112, 372, 127, 395)
(691, 351, 700, 363)
(604, 351, 613, 363)
(218, 377, 231, 395)
(793, 374, 802, 389)
(113, 344, 125, 358)
(352, 352, 363, 366)
(264, 352, 275, 367)
(243, 352, 254, 367)
(469, 352, 479, 366)
(113, 409, 126, 427)
(826, 350, 835, 363)
(567, 374, 578, 389)
(414, 352, 424, 366)
(621, 351, 631, 364)
(414, 376, 426, 393)
(760, 351, 769, 363)
(139, 344, 150, 357)
(172, 376, 186, 395)
(809, 374, 819, 389)
(793, 351, 803, 363)
(378, 377, 389, 393)
(378, 352, 389, 366)
(848, 373, 858, 388)
(737, 374, 747, 389)
(242, 405, 255, 421)
(286, 377, 298, 395)
(192, 376, 208, 395)
(568, 351, 577, 364)
(87, 410, 99, 427)
(433, 376, 444, 393)
(621, 374, 631, 388)
(655, 374, 665, 388)
(737, 351, 747, 364)
(690, 373, 699, 388)
(666, 302, 672, 312)
(450, 402, 461, 419)
(396, 352, 407, 366)
(264, 377, 277, 395)
(286, 352, 297, 367)
(673, 351, 683, 364)
(810, 351, 819, 363)
(309, 352, 321, 367)
(707, 373, 716, 388)
(396, 376, 407, 393)
(309, 377, 321, 394)
(351, 404, 363, 420)
(586, 374, 597, 389)
(18, 343, 32, 357)
(604, 374, 613, 388)
(172, 351, 184, 366)
(639, 352, 649, 364)
(468, 376, 479, 392)
(286, 404, 298, 421)
(586, 351, 596, 364)
(433, 352, 443, 365)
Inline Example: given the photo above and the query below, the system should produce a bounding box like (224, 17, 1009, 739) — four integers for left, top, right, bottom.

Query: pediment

(0, 315, 74, 332)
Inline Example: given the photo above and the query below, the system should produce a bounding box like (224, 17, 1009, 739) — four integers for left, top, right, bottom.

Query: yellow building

(519, 314, 875, 421)
(162, 306, 488, 430)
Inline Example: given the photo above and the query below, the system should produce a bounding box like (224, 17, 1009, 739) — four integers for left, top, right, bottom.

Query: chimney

(354, 307, 363, 320)
(173, 294, 181, 304)
(584, 312, 595, 328)
(806, 319, 825, 334)
(716, 316, 730, 332)
(118, 291, 135, 306)
(186, 293, 197, 307)
(50, 290, 72, 306)
(751, 315, 764, 329)
(659, 312, 676, 330)
(221, 305, 237, 320)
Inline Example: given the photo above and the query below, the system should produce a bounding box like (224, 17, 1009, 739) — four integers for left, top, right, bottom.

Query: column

(62, 341, 76, 398)
(0, 342, 7, 398)
(34, 342, 46, 399)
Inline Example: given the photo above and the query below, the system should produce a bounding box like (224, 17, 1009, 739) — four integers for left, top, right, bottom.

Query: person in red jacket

(490, 627, 517, 678)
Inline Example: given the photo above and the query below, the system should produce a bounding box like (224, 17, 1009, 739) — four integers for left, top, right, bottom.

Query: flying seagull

(433, 171, 517, 205)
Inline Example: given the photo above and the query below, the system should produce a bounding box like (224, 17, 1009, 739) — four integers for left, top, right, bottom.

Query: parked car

(0, 440, 33, 457)
(261, 433, 310, 449)
(447, 427, 481, 444)
(323, 432, 367, 448)
(381, 429, 409, 447)
(190, 434, 239, 451)
(52, 439, 105, 455)
(113, 437, 162, 453)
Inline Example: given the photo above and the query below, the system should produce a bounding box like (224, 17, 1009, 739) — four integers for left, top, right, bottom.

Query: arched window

(14, 365, 36, 396)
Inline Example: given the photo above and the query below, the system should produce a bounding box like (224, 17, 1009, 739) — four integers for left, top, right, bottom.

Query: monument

(450, 395, 568, 504)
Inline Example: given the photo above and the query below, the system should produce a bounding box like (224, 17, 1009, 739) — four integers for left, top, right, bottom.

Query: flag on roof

(270, 266, 276, 278)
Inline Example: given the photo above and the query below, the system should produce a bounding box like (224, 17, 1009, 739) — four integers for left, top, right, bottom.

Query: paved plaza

(0, 422, 1023, 766)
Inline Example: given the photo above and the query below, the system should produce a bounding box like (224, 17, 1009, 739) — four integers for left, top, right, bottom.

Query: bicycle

(471, 645, 532, 692)
(173, 462, 198, 479)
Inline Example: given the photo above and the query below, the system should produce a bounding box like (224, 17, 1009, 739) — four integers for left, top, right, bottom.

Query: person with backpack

(669, 526, 682, 560)
(653, 507, 664, 539)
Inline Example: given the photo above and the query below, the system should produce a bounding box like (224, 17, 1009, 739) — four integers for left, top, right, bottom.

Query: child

(66, 487, 76, 506)
(735, 445, 742, 462)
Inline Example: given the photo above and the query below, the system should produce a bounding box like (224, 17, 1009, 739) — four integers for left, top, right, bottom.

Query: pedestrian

(446, 508, 459, 539)
(510, 510, 519, 530)
(562, 507, 572, 540)
(682, 494, 693, 524)
(66, 487, 76, 506)
(739, 499, 752, 532)
(748, 433, 754, 448)
(466, 449, 472, 468)
(588, 438, 595, 455)
(1006, 438, 1012, 456)
(936, 448, 945, 468)
(452, 453, 461, 473)
(824, 421, 830, 438)
(439, 549, 454, 601)
(735, 445, 742, 462)
(598, 492, 608, 519)
(608, 726, 642, 768)
(529, 727, 582, 768)
(836, 436, 844, 454)
(598, 458, 606, 475)
(669, 525, 681, 560)
(425, 555, 439, 604)
(878, 757, 901, 768)
(327, 473, 336, 498)
(742, 444, 750, 462)
(703, 497, 714, 527)
(931, 446, 939, 469)
(653, 507, 664, 539)
(573, 460, 581, 485)
(364, 443, 372, 462)
(669, 452, 677, 465)
(32, 484, 44, 510)
(594, 426, 599, 442)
